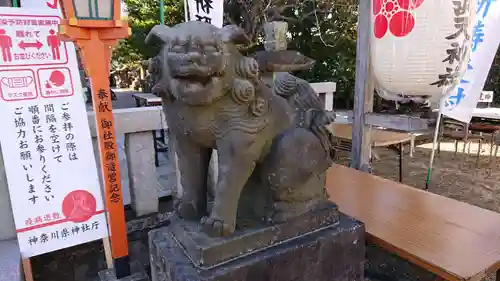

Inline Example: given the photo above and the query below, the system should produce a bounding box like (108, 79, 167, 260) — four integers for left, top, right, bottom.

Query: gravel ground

(367, 140, 500, 213)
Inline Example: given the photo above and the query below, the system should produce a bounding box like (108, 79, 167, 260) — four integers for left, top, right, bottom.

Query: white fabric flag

(441, 0, 500, 123)
(21, 0, 127, 17)
(185, 0, 224, 28)
(20, 0, 61, 15)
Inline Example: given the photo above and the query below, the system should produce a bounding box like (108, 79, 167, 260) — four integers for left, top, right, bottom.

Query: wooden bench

(327, 123, 412, 182)
(326, 164, 500, 281)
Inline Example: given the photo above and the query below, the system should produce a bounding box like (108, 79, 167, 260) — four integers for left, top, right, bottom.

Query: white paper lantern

(371, 0, 476, 101)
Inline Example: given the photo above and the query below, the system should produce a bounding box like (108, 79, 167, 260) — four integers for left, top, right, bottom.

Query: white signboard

(185, 0, 223, 28)
(441, 0, 500, 123)
(0, 8, 107, 258)
(479, 90, 494, 103)
(21, 0, 132, 206)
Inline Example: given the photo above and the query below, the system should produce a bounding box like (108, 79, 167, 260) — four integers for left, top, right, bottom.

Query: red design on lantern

(396, 0, 424, 10)
(374, 15, 389, 39)
(373, 0, 424, 39)
(390, 11, 415, 37)
(373, 0, 383, 14)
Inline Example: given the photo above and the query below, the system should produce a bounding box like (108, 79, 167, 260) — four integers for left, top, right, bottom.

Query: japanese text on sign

(0, 8, 106, 258)
(0, 14, 67, 67)
(97, 88, 121, 204)
(26, 219, 101, 247)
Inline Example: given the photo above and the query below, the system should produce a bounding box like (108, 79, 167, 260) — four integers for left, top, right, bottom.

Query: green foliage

(112, 0, 184, 70)
(284, 3, 358, 105)
(113, 0, 500, 105)
(113, 0, 359, 104)
(225, 0, 358, 104)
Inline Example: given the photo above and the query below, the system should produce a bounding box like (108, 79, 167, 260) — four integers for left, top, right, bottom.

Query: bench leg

(153, 130, 159, 167)
(399, 142, 403, 183)
(496, 268, 500, 281)
(410, 135, 415, 158)
(160, 129, 166, 144)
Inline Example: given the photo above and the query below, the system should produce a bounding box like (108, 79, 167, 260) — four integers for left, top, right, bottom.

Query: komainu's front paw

(200, 215, 234, 237)
(175, 201, 204, 220)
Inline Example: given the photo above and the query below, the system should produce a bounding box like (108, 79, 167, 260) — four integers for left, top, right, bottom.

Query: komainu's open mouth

(175, 76, 212, 86)
(174, 76, 219, 95)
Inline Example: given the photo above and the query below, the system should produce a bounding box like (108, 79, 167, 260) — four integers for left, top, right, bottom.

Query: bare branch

(276, 4, 296, 13)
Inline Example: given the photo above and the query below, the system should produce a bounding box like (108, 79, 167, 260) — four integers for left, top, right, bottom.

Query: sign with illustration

(478, 91, 494, 103)
(0, 14, 68, 66)
(0, 7, 107, 258)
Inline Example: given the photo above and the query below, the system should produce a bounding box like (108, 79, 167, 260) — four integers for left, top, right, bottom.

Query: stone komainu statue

(145, 21, 336, 237)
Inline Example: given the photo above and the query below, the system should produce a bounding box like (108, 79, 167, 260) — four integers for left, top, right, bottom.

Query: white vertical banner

(185, 0, 224, 28)
(20, 0, 62, 15)
(441, 0, 500, 123)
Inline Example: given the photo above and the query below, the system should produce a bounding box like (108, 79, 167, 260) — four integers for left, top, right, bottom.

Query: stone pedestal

(149, 204, 365, 281)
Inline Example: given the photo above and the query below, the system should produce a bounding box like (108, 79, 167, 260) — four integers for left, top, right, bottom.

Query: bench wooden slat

(327, 123, 412, 147)
(326, 164, 500, 281)
(132, 93, 162, 105)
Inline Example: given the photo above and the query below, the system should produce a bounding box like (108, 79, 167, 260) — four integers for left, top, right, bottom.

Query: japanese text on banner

(431, 0, 472, 89)
(186, 0, 223, 27)
(441, 0, 500, 123)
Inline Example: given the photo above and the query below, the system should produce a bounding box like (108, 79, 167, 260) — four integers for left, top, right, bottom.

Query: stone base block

(171, 203, 340, 268)
(98, 261, 150, 281)
(149, 213, 365, 281)
(0, 239, 22, 281)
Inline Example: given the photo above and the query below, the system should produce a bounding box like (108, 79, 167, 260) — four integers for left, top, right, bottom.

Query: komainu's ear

(217, 25, 250, 45)
(145, 25, 173, 45)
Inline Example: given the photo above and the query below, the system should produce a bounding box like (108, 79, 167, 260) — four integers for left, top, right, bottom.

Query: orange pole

(76, 30, 130, 277)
